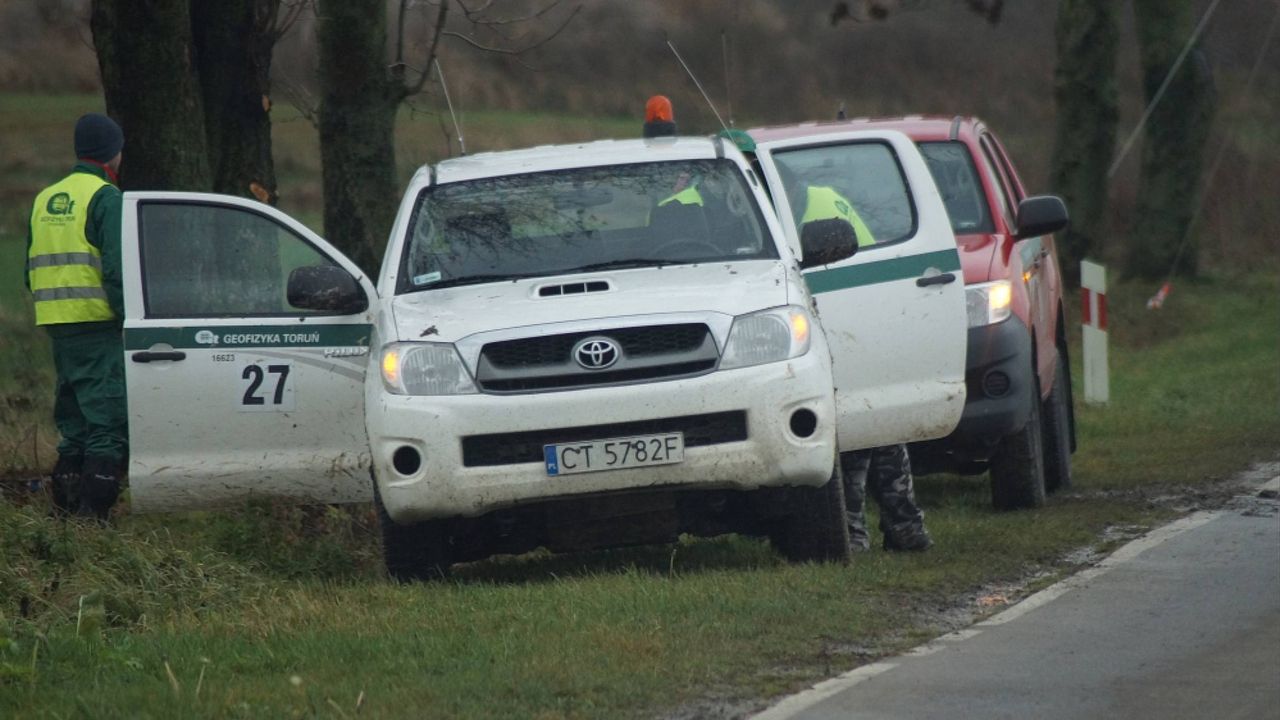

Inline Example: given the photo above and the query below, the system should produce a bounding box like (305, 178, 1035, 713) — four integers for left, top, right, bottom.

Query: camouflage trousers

(842, 444, 927, 550)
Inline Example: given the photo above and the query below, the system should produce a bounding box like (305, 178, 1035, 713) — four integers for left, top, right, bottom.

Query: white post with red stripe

(1080, 260, 1109, 404)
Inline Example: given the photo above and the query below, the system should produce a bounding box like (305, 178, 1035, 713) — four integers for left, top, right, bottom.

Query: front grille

(483, 324, 708, 369)
(481, 359, 716, 393)
(461, 410, 748, 467)
(476, 323, 718, 393)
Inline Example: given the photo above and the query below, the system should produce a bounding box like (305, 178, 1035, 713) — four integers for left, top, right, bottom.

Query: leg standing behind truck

(844, 444, 933, 551)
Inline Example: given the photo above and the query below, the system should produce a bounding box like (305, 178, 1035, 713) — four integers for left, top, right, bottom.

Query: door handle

(132, 351, 187, 363)
(916, 272, 956, 288)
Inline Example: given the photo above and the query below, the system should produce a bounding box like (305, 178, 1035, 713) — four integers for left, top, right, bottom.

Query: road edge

(748, 464, 1280, 720)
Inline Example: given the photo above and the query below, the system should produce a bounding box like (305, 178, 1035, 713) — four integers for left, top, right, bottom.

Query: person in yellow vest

(798, 185, 875, 248)
(795, 181, 932, 552)
(26, 113, 127, 520)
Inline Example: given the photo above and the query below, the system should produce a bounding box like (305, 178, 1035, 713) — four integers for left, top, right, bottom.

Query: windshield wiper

(566, 258, 685, 273)
(420, 273, 540, 289)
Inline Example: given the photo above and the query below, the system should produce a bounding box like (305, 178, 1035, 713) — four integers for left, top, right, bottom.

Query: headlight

(966, 280, 1012, 327)
(720, 305, 812, 370)
(380, 342, 477, 395)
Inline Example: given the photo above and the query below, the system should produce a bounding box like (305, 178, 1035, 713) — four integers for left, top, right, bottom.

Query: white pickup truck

(119, 133, 965, 579)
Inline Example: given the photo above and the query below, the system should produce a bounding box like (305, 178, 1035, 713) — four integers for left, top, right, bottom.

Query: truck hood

(387, 260, 792, 343)
(957, 232, 1002, 285)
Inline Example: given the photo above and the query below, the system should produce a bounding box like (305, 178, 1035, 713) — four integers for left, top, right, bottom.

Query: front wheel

(989, 360, 1047, 511)
(1042, 348, 1074, 493)
(373, 475, 452, 582)
(767, 460, 852, 563)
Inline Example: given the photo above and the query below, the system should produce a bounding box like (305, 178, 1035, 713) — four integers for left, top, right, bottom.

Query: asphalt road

(754, 472, 1280, 720)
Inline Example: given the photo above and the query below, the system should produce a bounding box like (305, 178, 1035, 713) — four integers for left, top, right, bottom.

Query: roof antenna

(721, 30, 735, 128)
(435, 59, 466, 156)
(667, 40, 730, 134)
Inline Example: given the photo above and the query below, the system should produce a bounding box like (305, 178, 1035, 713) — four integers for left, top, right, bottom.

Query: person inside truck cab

(778, 164, 876, 248)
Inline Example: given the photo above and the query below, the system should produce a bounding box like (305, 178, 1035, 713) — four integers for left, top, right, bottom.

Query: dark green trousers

(48, 324, 128, 466)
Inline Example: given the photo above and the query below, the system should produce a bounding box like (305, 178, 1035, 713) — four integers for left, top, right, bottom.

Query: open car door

(753, 130, 968, 450)
(121, 192, 377, 512)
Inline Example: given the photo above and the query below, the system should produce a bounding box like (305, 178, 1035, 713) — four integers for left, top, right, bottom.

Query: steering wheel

(652, 238, 723, 260)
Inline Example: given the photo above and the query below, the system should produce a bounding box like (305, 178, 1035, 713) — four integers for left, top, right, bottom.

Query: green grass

(2, 97, 1278, 718)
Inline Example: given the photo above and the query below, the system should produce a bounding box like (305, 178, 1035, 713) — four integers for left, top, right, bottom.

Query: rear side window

(769, 141, 917, 247)
(918, 141, 994, 234)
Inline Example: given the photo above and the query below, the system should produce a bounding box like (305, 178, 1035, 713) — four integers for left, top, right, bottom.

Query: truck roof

(421, 136, 729, 185)
(747, 116, 986, 145)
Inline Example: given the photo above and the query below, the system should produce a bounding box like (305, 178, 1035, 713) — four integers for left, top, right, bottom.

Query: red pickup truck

(887, 116, 1075, 508)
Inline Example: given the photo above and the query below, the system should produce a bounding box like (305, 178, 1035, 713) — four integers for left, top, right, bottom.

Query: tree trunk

(316, 0, 402, 274)
(90, 0, 210, 191)
(1048, 0, 1118, 288)
(191, 0, 280, 204)
(1126, 0, 1217, 280)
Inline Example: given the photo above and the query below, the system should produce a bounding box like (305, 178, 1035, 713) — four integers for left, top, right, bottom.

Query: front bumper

(910, 316, 1033, 474)
(369, 352, 836, 522)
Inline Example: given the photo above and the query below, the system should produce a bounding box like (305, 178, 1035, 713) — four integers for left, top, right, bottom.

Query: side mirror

(1015, 195, 1069, 240)
(287, 265, 367, 314)
(799, 218, 859, 269)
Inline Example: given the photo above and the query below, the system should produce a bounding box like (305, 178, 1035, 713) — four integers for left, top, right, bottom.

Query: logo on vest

(45, 193, 76, 216)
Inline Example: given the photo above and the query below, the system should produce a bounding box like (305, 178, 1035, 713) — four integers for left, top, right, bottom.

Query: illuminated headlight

(720, 305, 812, 370)
(966, 280, 1012, 327)
(380, 342, 477, 395)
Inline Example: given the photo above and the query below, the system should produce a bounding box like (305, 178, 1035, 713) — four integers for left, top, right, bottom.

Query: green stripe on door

(804, 248, 962, 295)
(125, 324, 373, 350)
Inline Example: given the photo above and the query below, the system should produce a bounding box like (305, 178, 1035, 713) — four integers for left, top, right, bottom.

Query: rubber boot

(883, 521, 933, 552)
(49, 455, 83, 518)
(78, 456, 121, 523)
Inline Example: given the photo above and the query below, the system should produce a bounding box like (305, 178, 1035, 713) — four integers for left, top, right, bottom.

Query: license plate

(544, 433, 684, 476)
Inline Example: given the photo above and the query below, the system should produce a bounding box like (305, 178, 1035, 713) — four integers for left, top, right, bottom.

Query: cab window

(918, 141, 995, 234)
(769, 141, 917, 247)
(138, 202, 356, 318)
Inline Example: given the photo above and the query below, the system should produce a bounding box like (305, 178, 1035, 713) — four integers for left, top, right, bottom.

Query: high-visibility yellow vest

(28, 172, 115, 325)
(658, 184, 704, 207)
(800, 186, 875, 248)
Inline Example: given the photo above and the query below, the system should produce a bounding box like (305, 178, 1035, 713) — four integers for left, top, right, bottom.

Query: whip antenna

(435, 59, 466, 156)
(667, 40, 729, 133)
(721, 31, 735, 128)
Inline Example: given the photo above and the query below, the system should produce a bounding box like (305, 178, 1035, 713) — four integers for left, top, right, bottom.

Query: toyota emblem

(573, 337, 620, 370)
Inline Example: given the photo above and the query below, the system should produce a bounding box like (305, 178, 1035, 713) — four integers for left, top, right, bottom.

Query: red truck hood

(956, 232, 1002, 285)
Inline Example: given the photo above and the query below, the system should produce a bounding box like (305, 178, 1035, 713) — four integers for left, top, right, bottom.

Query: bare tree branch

(271, 0, 312, 43)
(443, 3, 580, 56)
(396, 0, 409, 65)
(404, 0, 451, 97)
(276, 69, 320, 128)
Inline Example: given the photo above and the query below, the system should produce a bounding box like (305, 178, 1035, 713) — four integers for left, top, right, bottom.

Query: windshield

(918, 141, 995, 234)
(769, 141, 916, 246)
(398, 159, 775, 293)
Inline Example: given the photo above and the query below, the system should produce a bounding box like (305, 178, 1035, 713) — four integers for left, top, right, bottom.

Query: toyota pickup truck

(118, 133, 968, 578)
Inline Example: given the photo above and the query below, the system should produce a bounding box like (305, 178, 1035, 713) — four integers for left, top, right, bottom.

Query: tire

(768, 460, 852, 563)
(373, 475, 451, 582)
(989, 360, 1047, 511)
(1042, 348, 1074, 493)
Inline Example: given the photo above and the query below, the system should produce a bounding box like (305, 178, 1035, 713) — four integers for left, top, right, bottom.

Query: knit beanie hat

(74, 113, 124, 163)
